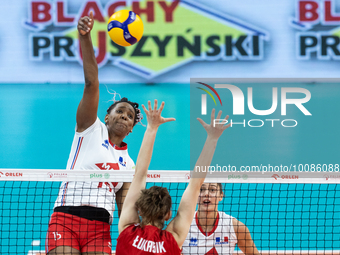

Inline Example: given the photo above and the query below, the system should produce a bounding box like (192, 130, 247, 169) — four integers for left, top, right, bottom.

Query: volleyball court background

(1, 83, 340, 254)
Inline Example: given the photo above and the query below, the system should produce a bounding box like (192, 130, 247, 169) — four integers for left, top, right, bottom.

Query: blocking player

(182, 183, 260, 255)
(116, 106, 230, 255)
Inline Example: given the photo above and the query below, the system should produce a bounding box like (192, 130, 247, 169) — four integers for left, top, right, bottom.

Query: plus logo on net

(199, 83, 312, 128)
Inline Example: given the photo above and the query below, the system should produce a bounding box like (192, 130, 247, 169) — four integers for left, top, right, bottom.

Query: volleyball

(107, 10, 144, 47)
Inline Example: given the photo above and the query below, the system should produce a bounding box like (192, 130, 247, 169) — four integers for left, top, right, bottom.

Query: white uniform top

(182, 211, 238, 255)
(54, 117, 135, 220)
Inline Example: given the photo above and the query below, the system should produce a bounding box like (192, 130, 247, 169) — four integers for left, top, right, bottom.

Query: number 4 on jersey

(95, 163, 119, 192)
(98, 182, 118, 192)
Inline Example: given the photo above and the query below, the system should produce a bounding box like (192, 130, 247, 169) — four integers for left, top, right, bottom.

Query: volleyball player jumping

(116, 105, 230, 254)
(46, 11, 141, 255)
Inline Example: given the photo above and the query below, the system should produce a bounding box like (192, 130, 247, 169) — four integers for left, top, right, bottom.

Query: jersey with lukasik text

(116, 224, 181, 255)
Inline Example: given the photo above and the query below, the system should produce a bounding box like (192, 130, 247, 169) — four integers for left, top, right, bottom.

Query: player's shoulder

(76, 117, 103, 135)
(192, 211, 198, 225)
(219, 211, 236, 224)
(219, 211, 232, 219)
(120, 223, 140, 236)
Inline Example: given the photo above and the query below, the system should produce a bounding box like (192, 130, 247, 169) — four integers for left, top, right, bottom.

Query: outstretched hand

(197, 109, 231, 140)
(142, 100, 175, 130)
(78, 11, 94, 36)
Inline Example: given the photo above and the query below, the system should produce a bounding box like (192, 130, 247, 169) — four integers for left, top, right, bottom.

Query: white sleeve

(75, 117, 101, 136)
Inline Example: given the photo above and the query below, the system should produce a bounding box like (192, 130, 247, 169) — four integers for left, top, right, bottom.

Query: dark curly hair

(106, 97, 142, 126)
(135, 186, 172, 229)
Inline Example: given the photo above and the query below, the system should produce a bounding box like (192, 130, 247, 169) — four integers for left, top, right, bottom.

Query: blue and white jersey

(182, 211, 237, 255)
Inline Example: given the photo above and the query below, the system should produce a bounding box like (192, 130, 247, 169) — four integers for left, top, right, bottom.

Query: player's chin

(199, 203, 213, 211)
(114, 124, 130, 135)
(206, 204, 217, 211)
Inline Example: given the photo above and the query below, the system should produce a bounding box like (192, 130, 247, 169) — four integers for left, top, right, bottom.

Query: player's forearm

(134, 127, 158, 177)
(191, 137, 218, 183)
(243, 243, 261, 255)
(116, 182, 131, 217)
(79, 33, 98, 87)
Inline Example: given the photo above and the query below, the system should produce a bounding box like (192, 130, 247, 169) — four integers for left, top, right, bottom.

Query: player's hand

(197, 109, 231, 140)
(142, 100, 175, 130)
(78, 11, 94, 36)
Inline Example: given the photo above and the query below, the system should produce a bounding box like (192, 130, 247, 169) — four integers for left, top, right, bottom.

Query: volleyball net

(0, 169, 339, 255)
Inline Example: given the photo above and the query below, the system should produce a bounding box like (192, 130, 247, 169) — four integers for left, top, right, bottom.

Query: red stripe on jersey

(108, 138, 128, 150)
(61, 182, 69, 206)
(71, 137, 83, 169)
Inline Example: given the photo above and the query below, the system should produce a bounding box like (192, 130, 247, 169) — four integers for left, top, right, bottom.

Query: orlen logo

(185, 173, 191, 180)
(272, 174, 299, 180)
(324, 174, 340, 180)
(47, 172, 68, 178)
(281, 175, 299, 179)
(197, 82, 311, 128)
(147, 174, 161, 178)
(272, 174, 280, 180)
(0, 172, 23, 177)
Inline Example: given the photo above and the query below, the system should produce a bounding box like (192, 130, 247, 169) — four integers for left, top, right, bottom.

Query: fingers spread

(223, 123, 232, 129)
(141, 104, 147, 113)
(216, 110, 222, 120)
(158, 101, 165, 113)
(153, 99, 158, 111)
(163, 117, 176, 123)
(197, 118, 207, 127)
(210, 108, 215, 124)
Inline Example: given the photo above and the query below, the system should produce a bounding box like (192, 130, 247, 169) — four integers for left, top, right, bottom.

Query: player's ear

(104, 114, 109, 124)
(164, 210, 172, 221)
(218, 191, 224, 202)
(138, 208, 143, 217)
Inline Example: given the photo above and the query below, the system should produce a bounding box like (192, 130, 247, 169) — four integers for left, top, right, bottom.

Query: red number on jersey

(98, 182, 118, 192)
(95, 163, 119, 170)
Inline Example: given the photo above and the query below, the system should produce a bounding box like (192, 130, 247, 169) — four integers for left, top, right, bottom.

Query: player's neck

(145, 222, 163, 229)
(108, 133, 125, 148)
(197, 211, 218, 233)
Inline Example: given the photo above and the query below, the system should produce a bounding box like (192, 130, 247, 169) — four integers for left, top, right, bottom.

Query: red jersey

(116, 224, 181, 255)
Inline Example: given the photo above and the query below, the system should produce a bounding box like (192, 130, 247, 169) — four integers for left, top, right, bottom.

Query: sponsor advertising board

(2, 0, 340, 82)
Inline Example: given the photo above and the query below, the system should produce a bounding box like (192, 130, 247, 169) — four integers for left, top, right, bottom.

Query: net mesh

(0, 169, 339, 255)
